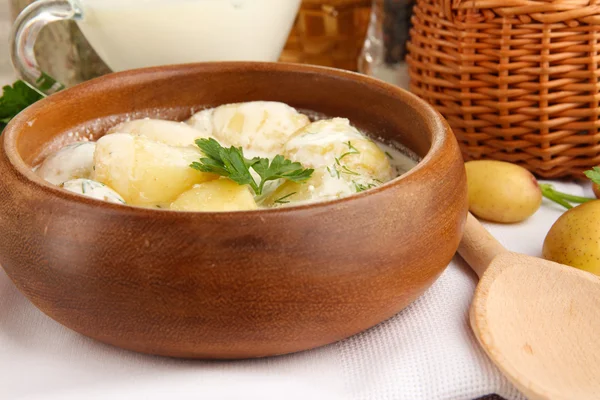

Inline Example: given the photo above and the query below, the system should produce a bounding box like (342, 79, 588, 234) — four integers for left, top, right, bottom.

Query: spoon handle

(458, 213, 508, 278)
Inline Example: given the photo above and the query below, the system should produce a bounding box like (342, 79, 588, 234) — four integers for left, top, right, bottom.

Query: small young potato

(261, 167, 355, 207)
(284, 118, 393, 183)
(170, 178, 258, 212)
(107, 118, 211, 147)
(187, 101, 310, 157)
(92, 134, 216, 207)
(60, 179, 125, 204)
(36, 141, 96, 185)
(543, 200, 600, 276)
(465, 160, 542, 223)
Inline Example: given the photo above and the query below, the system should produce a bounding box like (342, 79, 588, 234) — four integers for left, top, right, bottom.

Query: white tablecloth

(0, 5, 594, 399)
(1, 171, 591, 400)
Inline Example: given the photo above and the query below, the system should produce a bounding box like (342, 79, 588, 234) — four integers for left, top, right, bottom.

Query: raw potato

(465, 160, 542, 223)
(36, 142, 96, 185)
(542, 200, 600, 276)
(284, 118, 393, 183)
(187, 101, 310, 157)
(170, 178, 258, 212)
(107, 118, 211, 147)
(61, 179, 125, 204)
(92, 134, 216, 206)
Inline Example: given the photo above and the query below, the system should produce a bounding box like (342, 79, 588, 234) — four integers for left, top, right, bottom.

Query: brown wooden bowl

(0, 62, 467, 359)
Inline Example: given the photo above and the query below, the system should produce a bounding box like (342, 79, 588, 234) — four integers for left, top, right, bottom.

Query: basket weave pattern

(407, 0, 600, 178)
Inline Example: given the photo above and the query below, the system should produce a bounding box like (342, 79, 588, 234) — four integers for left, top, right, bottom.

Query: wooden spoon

(458, 213, 600, 400)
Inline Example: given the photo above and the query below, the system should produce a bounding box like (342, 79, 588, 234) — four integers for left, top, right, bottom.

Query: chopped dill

(327, 165, 340, 179)
(274, 192, 297, 204)
(340, 165, 360, 176)
(354, 182, 377, 193)
(385, 151, 394, 160)
(339, 141, 360, 160)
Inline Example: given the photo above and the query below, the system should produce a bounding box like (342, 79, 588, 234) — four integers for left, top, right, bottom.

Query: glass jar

(358, 0, 415, 88)
(279, 0, 372, 71)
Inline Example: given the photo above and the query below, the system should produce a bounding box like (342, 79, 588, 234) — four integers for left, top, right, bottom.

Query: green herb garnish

(339, 141, 360, 160)
(191, 138, 313, 195)
(274, 192, 297, 204)
(584, 167, 600, 185)
(385, 151, 393, 160)
(540, 183, 594, 209)
(0, 73, 63, 132)
(340, 165, 360, 176)
(252, 155, 314, 195)
(354, 182, 377, 193)
(0, 81, 43, 131)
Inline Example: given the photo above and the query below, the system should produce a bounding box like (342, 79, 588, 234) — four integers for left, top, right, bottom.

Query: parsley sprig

(0, 73, 64, 131)
(584, 167, 600, 185)
(191, 138, 314, 195)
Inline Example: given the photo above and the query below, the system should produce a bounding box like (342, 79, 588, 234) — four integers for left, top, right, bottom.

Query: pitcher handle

(10, 0, 80, 93)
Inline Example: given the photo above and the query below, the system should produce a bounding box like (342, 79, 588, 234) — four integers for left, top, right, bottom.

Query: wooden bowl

(0, 62, 467, 359)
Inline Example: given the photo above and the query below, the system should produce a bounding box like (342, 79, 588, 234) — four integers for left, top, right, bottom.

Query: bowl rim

(3, 61, 449, 217)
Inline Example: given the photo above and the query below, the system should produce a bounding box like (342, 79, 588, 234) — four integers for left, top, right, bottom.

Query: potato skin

(542, 200, 600, 276)
(170, 179, 258, 212)
(465, 160, 541, 223)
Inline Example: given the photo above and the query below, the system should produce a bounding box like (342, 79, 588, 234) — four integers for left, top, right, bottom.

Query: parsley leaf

(252, 155, 314, 194)
(584, 167, 600, 186)
(191, 138, 313, 195)
(0, 81, 43, 131)
(0, 74, 64, 132)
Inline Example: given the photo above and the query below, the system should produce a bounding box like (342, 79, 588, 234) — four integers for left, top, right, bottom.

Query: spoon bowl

(459, 213, 600, 400)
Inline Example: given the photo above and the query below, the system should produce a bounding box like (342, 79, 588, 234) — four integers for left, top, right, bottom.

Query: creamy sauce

(75, 0, 301, 71)
(35, 101, 419, 211)
(377, 142, 417, 177)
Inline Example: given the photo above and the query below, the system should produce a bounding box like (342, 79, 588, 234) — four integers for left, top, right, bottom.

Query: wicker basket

(406, 0, 600, 178)
(280, 0, 372, 71)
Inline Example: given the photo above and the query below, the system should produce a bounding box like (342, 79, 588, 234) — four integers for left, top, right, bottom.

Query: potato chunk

(107, 118, 210, 147)
(284, 118, 393, 183)
(36, 142, 96, 185)
(187, 101, 310, 157)
(92, 134, 216, 206)
(170, 178, 258, 212)
(61, 179, 125, 204)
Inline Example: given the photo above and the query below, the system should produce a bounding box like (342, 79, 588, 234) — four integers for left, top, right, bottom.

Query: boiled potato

(36, 141, 96, 185)
(465, 160, 541, 223)
(107, 118, 211, 147)
(284, 118, 393, 183)
(92, 134, 216, 207)
(261, 167, 355, 207)
(187, 101, 310, 157)
(170, 178, 257, 212)
(61, 179, 125, 204)
(542, 200, 600, 276)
